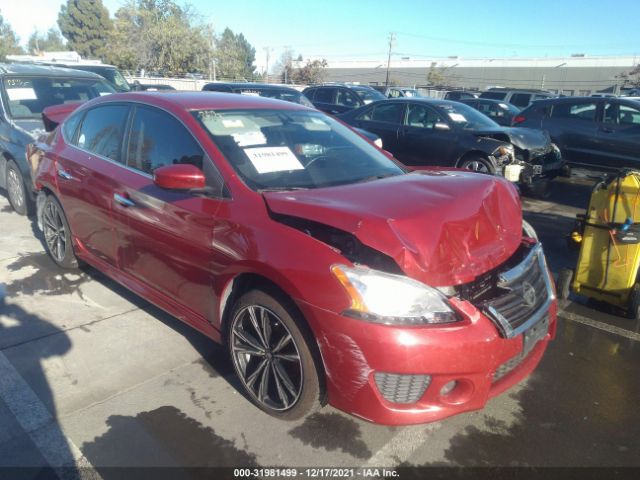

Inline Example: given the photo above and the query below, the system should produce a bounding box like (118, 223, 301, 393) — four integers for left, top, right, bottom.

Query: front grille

(481, 244, 553, 338)
(374, 372, 431, 404)
(459, 243, 554, 339)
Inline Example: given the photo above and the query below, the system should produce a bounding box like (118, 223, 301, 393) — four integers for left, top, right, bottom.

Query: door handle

(57, 169, 75, 180)
(113, 193, 135, 207)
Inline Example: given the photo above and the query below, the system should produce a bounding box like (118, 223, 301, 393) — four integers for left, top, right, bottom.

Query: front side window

(2, 76, 115, 119)
(604, 103, 640, 126)
(404, 104, 442, 129)
(193, 109, 404, 191)
(76, 105, 129, 161)
(336, 89, 360, 107)
(435, 102, 499, 129)
(314, 88, 334, 103)
(126, 106, 204, 174)
(552, 102, 597, 121)
(352, 87, 386, 104)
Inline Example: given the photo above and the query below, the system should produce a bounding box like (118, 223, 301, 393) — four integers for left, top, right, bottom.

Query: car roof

(0, 62, 104, 79)
(85, 91, 310, 111)
(484, 88, 553, 94)
(204, 82, 300, 92)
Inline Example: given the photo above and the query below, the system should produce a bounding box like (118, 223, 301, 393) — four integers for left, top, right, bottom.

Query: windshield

(403, 89, 421, 97)
(501, 102, 521, 114)
(3, 76, 116, 119)
(193, 109, 404, 191)
(236, 88, 314, 107)
(352, 87, 387, 104)
(70, 66, 131, 92)
(436, 102, 500, 129)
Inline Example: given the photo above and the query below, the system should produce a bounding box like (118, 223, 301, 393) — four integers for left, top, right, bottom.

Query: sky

(2, 0, 640, 71)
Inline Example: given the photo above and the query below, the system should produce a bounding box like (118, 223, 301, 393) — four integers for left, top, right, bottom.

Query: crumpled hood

(264, 170, 523, 286)
(475, 126, 550, 150)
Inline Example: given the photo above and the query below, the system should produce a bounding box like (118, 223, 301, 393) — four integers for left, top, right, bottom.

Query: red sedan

(32, 92, 556, 425)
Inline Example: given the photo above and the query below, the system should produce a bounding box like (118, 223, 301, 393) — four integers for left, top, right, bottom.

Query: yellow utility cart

(557, 169, 640, 319)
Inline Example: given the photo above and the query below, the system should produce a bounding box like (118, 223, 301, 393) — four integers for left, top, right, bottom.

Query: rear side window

(303, 88, 316, 100)
(510, 93, 532, 108)
(358, 102, 404, 123)
(77, 105, 129, 162)
(314, 88, 335, 103)
(480, 91, 507, 100)
(551, 102, 597, 121)
(126, 106, 204, 174)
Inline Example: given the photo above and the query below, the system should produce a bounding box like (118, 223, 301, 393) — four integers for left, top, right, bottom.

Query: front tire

(6, 160, 32, 215)
(228, 289, 322, 420)
(459, 155, 496, 175)
(42, 195, 78, 269)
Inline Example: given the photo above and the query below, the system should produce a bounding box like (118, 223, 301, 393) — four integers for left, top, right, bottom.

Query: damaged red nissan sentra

(32, 92, 556, 425)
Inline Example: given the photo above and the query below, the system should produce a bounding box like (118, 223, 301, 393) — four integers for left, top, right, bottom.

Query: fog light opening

(439, 378, 474, 405)
(440, 380, 457, 397)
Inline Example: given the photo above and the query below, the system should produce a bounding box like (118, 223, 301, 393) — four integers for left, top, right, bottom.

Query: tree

(0, 11, 23, 60)
(214, 27, 256, 81)
(109, 0, 213, 77)
(28, 28, 67, 54)
(426, 62, 445, 86)
(617, 64, 640, 88)
(58, 0, 113, 59)
(292, 59, 328, 85)
(273, 48, 296, 84)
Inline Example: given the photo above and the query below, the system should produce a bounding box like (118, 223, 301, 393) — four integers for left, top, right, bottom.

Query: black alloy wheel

(42, 195, 78, 269)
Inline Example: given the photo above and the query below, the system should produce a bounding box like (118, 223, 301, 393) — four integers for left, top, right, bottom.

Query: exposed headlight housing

(496, 144, 514, 158)
(331, 264, 459, 325)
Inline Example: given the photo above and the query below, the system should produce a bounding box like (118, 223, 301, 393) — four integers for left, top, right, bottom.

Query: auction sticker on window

(7, 87, 37, 101)
(244, 147, 304, 174)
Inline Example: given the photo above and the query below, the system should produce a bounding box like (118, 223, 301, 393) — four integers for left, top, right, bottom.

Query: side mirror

(434, 122, 451, 131)
(153, 164, 205, 190)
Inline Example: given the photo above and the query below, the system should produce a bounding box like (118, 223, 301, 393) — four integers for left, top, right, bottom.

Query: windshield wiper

(354, 172, 399, 184)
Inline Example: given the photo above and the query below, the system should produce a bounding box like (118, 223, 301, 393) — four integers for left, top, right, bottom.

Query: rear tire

(557, 268, 573, 300)
(228, 289, 323, 420)
(459, 155, 496, 175)
(628, 284, 640, 321)
(42, 195, 78, 269)
(6, 160, 33, 216)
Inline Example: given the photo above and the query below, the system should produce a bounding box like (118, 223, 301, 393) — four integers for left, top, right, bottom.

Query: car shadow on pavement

(541, 177, 594, 210)
(0, 288, 81, 477)
(408, 317, 640, 468)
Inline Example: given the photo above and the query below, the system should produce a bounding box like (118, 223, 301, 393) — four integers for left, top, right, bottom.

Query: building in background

(314, 55, 639, 95)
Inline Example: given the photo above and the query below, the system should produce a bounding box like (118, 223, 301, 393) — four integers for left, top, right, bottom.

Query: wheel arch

(219, 271, 328, 403)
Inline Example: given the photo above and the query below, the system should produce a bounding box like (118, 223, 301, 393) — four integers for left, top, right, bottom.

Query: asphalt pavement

(0, 175, 639, 477)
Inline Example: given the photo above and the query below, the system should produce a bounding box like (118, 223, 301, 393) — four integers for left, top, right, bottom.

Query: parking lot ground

(1, 175, 639, 474)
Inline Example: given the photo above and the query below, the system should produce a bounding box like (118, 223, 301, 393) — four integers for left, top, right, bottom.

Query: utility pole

(264, 47, 272, 83)
(385, 32, 396, 87)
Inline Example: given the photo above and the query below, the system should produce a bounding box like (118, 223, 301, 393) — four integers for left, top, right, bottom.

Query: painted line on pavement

(0, 351, 101, 479)
(363, 423, 442, 467)
(558, 308, 640, 342)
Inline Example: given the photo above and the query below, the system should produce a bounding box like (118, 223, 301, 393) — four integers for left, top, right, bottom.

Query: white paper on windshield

(7, 88, 37, 101)
(244, 147, 304, 174)
(98, 92, 112, 96)
(222, 119, 244, 128)
(448, 112, 467, 122)
(233, 131, 267, 147)
(240, 91, 261, 96)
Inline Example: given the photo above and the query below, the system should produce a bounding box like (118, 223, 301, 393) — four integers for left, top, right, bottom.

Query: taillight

(513, 115, 526, 125)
